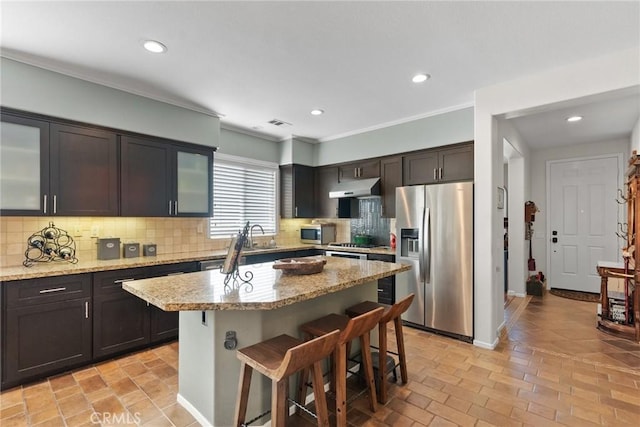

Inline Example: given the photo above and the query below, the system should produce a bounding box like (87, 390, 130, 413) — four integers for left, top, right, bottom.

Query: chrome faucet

(248, 224, 265, 248)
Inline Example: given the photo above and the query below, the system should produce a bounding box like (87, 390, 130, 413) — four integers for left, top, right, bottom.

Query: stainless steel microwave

(300, 224, 336, 245)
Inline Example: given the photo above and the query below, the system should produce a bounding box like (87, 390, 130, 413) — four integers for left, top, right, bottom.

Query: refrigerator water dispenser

(400, 228, 419, 258)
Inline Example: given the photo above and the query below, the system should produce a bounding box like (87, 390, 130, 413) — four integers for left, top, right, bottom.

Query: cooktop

(327, 242, 383, 249)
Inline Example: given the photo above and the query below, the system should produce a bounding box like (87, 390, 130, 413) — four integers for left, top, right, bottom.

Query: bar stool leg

(311, 360, 330, 427)
(234, 362, 253, 427)
(378, 321, 388, 403)
(296, 365, 309, 415)
(272, 378, 287, 427)
(335, 343, 348, 427)
(394, 316, 408, 383)
(360, 333, 378, 413)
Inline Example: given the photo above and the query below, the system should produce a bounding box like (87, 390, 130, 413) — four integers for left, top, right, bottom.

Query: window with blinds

(209, 154, 279, 239)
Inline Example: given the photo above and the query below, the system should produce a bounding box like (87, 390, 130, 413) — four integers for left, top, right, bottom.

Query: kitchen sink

(242, 246, 279, 251)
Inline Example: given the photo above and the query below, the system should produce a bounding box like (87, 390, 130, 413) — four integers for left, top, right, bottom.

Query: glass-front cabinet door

(0, 114, 49, 215)
(175, 146, 213, 217)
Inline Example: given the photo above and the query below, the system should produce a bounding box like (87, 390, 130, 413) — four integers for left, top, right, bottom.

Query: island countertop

(122, 256, 410, 311)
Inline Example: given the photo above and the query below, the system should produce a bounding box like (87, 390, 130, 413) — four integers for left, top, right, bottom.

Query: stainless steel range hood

(329, 177, 381, 199)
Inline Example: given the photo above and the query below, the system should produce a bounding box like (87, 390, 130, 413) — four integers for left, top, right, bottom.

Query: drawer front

(367, 253, 395, 263)
(4, 274, 91, 308)
(378, 281, 393, 300)
(93, 268, 150, 296)
(149, 262, 198, 276)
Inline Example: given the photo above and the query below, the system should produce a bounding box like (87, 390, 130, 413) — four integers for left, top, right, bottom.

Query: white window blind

(210, 154, 278, 238)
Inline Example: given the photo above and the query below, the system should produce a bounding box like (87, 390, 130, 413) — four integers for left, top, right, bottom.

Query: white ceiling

(1, 1, 639, 147)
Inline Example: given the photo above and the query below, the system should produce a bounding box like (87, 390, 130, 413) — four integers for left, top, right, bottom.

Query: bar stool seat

(345, 293, 415, 404)
(234, 330, 340, 427)
(298, 307, 384, 427)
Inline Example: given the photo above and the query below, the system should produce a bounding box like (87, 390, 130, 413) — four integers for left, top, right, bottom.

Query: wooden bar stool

(234, 329, 340, 427)
(345, 293, 415, 404)
(297, 307, 384, 427)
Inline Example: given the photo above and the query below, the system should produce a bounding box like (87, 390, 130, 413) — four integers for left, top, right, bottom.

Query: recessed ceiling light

(311, 109, 324, 116)
(143, 40, 167, 53)
(412, 73, 431, 83)
(566, 116, 583, 122)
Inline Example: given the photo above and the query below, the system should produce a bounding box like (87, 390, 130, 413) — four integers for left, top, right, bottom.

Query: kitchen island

(123, 256, 410, 427)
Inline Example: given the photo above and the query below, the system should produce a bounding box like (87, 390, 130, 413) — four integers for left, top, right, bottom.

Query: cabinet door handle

(43, 194, 47, 214)
(85, 301, 89, 319)
(168, 200, 172, 215)
(53, 195, 57, 214)
(39, 287, 66, 294)
(439, 167, 443, 180)
(113, 278, 134, 284)
(295, 206, 298, 217)
(174, 201, 178, 216)
(377, 289, 383, 293)
(166, 272, 184, 276)
(433, 169, 437, 180)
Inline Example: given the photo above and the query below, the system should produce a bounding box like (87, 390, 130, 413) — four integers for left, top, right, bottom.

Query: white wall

(632, 117, 640, 153)
(1, 58, 219, 147)
(474, 47, 639, 350)
(498, 119, 531, 298)
(530, 138, 630, 276)
(315, 107, 474, 166)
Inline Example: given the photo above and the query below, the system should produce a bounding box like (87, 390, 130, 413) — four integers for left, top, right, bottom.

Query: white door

(549, 156, 620, 293)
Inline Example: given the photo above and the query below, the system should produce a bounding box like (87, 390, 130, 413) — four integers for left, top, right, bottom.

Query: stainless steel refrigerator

(395, 182, 473, 342)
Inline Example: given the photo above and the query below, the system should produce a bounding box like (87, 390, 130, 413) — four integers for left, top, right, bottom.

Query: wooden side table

(596, 262, 639, 342)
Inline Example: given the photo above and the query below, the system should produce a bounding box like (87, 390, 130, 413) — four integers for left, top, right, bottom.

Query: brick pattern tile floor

(1, 293, 639, 426)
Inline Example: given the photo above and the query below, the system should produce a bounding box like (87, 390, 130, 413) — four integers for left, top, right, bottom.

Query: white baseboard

(177, 368, 347, 427)
(473, 336, 499, 350)
(507, 290, 526, 297)
(177, 393, 212, 427)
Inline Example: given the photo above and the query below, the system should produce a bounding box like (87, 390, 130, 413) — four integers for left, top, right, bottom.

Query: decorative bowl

(272, 257, 327, 275)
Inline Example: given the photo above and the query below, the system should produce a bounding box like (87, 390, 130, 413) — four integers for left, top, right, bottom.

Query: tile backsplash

(0, 217, 348, 268)
(350, 198, 391, 246)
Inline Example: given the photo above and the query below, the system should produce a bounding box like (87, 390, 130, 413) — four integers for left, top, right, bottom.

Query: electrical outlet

(197, 223, 203, 234)
(90, 225, 100, 237)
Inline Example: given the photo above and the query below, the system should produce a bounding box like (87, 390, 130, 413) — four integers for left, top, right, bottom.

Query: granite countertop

(122, 256, 410, 311)
(0, 244, 396, 282)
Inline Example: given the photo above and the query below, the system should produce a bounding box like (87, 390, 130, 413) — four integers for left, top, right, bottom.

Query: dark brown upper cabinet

(380, 156, 402, 218)
(121, 135, 213, 217)
(280, 164, 315, 218)
(338, 159, 380, 182)
(404, 142, 473, 186)
(314, 166, 339, 218)
(50, 124, 119, 216)
(0, 113, 118, 216)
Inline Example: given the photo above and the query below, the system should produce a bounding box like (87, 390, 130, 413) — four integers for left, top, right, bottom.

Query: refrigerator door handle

(423, 207, 430, 281)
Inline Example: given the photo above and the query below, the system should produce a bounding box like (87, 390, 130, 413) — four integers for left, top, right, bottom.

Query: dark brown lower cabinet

(1, 262, 198, 389)
(93, 262, 197, 360)
(147, 263, 198, 342)
(93, 284, 150, 359)
(2, 274, 92, 389)
(93, 268, 151, 359)
(367, 254, 396, 305)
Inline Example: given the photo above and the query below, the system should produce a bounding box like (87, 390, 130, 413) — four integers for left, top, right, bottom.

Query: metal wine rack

(23, 222, 78, 267)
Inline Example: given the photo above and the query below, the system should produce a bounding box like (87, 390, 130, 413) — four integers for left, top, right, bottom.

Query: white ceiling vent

(268, 118, 292, 127)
